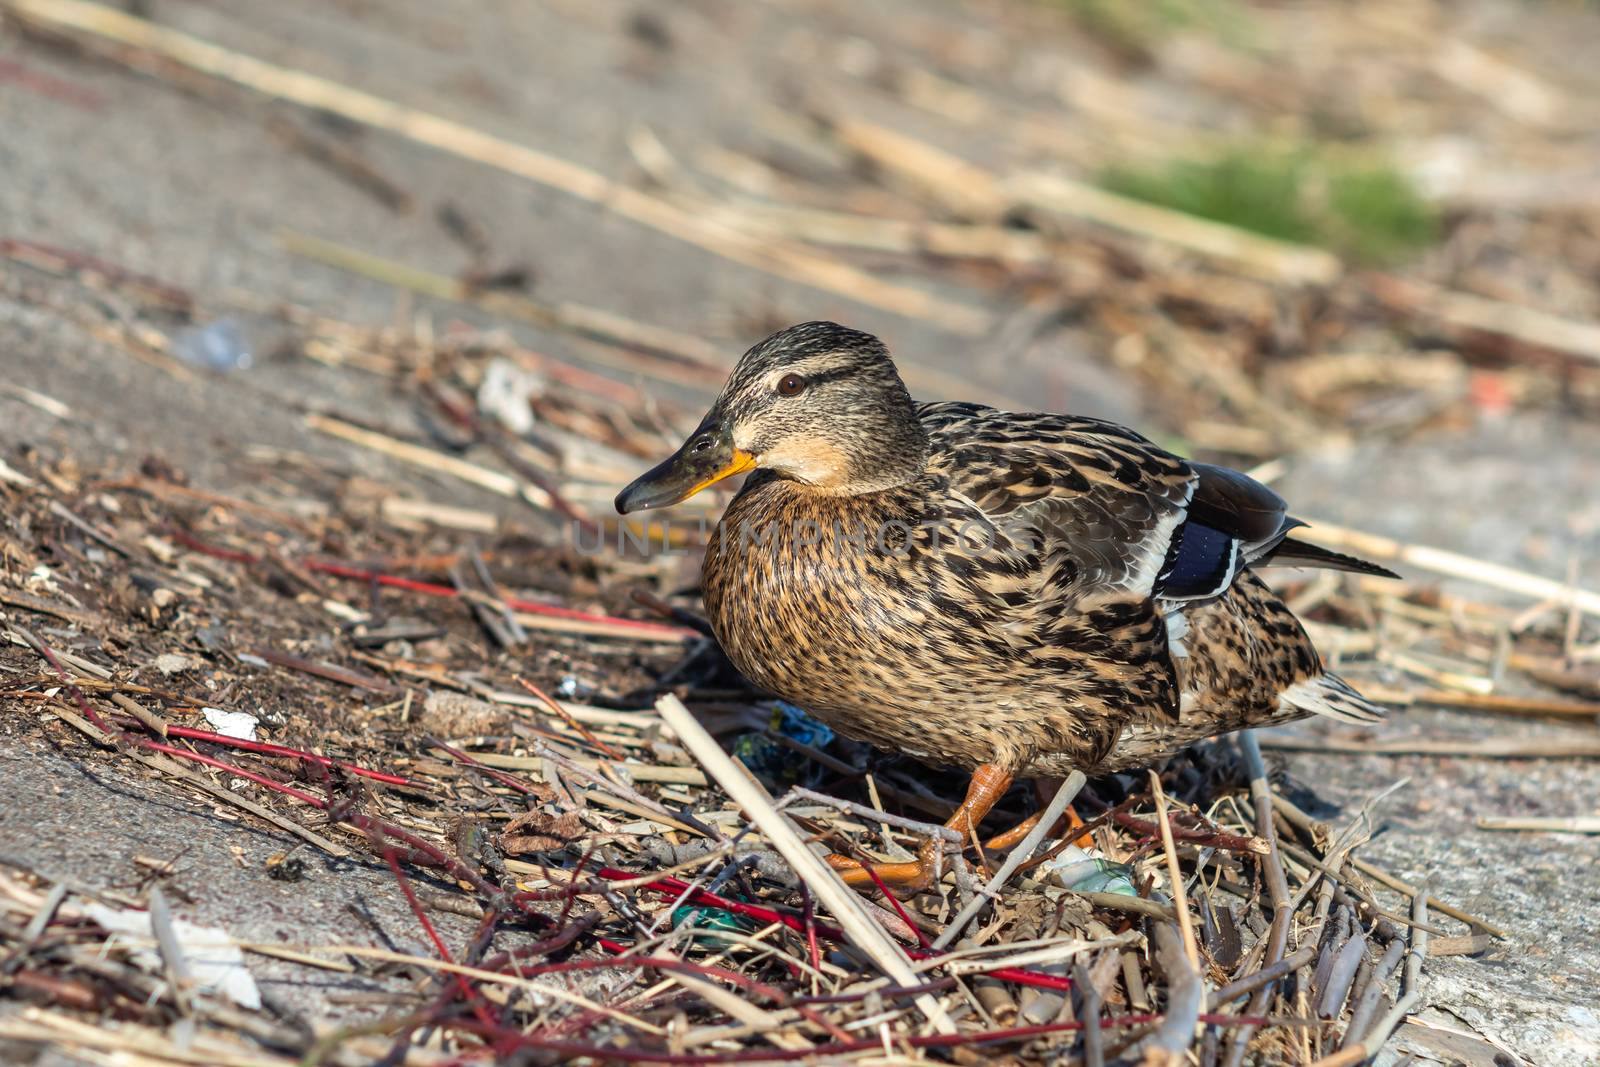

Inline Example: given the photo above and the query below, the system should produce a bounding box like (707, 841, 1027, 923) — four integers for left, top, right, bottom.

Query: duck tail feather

(1278, 673, 1386, 725)
(1262, 537, 1401, 580)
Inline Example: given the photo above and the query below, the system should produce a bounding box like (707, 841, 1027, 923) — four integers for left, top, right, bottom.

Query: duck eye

(776, 373, 807, 397)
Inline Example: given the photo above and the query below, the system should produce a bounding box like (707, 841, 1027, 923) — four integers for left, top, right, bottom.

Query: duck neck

(835, 403, 930, 495)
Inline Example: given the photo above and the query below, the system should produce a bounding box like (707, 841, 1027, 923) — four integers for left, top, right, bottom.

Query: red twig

(799, 885, 822, 976)
(343, 811, 503, 899)
(513, 675, 625, 759)
(167, 529, 695, 637)
(151, 723, 421, 787)
(505, 956, 791, 1005)
(22, 629, 116, 736)
(595, 868, 1074, 992)
(26, 625, 340, 810)
(1111, 811, 1265, 855)
(306, 560, 690, 635)
(166, 529, 255, 563)
(418, 379, 598, 532)
(480, 915, 600, 977)
(380, 849, 498, 1031)
(140, 740, 329, 806)
(514, 955, 852, 1045)
(425, 736, 545, 796)
(860, 863, 932, 948)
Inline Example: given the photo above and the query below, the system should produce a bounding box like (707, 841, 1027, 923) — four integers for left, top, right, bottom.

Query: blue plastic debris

(772, 701, 834, 747)
(172, 318, 253, 372)
(731, 701, 836, 788)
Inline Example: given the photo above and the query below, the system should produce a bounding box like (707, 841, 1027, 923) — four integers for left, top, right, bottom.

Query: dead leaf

(499, 808, 582, 854)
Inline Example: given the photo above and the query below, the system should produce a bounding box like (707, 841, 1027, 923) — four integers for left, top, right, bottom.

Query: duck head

(615, 321, 930, 514)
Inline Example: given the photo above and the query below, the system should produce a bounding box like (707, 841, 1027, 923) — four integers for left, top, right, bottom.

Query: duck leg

(825, 763, 1014, 891)
(978, 778, 1093, 851)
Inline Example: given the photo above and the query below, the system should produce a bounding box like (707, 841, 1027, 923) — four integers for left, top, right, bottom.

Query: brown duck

(618, 322, 1394, 888)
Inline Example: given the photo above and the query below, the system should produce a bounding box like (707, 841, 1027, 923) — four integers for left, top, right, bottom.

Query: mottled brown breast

(703, 474, 1164, 772)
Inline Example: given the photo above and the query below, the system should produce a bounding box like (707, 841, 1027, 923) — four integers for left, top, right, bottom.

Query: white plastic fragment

(26, 565, 60, 594)
(201, 707, 259, 741)
(154, 652, 197, 675)
(476, 357, 543, 435)
(85, 902, 261, 1010)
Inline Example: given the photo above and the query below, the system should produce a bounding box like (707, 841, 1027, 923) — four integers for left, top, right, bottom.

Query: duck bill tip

(615, 447, 755, 515)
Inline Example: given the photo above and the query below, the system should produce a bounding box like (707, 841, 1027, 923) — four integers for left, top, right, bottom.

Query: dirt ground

(3, 1, 1599, 1064)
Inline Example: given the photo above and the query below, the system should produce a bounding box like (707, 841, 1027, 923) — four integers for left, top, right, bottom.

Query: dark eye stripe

(784, 366, 854, 389)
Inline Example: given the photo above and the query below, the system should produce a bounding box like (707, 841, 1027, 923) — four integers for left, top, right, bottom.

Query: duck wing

(918, 403, 1195, 723)
(916, 403, 1394, 729)
(918, 402, 1396, 604)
